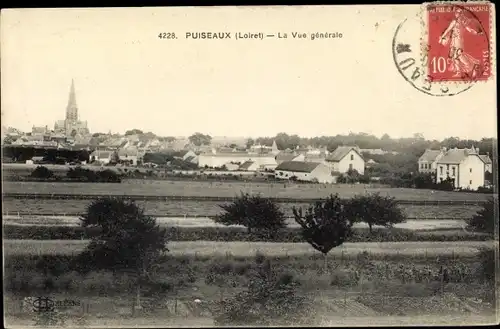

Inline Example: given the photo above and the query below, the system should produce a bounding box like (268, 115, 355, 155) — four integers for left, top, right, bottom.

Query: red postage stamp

(426, 2, 492, 82)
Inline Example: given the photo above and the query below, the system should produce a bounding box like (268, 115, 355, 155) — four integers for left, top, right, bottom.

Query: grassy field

(3, 246, 497, 326)
(2, 180, 491, 201)
(2, 198, 483, 219)
(4, 240, 495, 258)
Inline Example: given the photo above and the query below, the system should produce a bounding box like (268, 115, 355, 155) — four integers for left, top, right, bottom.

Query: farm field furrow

(4, 240, 495, 257)
(1, 215, 468, 231)
(2, 180, 491, 201)
(2, 198, 482, 219)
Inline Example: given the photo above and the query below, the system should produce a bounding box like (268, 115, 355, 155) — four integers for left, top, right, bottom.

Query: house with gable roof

(435, 146, 485, 190)
(418, 148, 446, 173)
(274, 161, 334, 183)
(479, 153, 493, 173)
(325, 146, 365, 174)
(275, 151, 305, 165)
(90, 150, 114, 165)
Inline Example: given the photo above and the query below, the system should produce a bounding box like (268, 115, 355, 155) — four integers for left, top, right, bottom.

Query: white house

(90, 150, 113, 165)
(418, 148, 446, 173)
(274, 161, 335, 183)
(118, 148, 139, 166)
(435, 146, 485, 190)
(325, 146, 365, 174)
(198, 152, 277, 169)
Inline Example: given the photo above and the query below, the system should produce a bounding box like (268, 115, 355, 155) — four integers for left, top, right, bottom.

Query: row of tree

(2, 146, 91, 163)
(252, 133, 495, 155)
(30, 166, 121, 183)
(214, 193, 406, 235)
(111, 131, 495, 155)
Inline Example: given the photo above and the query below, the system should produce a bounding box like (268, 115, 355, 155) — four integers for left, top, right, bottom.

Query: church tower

(65, 79, 78, 122)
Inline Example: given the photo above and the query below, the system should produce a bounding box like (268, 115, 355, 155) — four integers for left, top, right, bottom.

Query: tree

(78, 198, 168, 310)
(346, 193, 406, 233)
(70, 129, 78, 138)
(189, 132, 212, 146)
(246, 138, 255, 149)
(292, 194, 353, 272)
(125, 129, 143, 135)
(466, 197, 495, 234)
(31, 166, 54, 179)
(213, 193, 287, 235)
(110, 150, 120, 164)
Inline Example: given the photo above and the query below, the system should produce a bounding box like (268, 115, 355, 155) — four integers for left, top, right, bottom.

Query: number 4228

(158, 33, 177, 39)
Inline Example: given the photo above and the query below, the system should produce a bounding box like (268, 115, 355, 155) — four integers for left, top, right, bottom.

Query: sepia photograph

(1, 3, 498, 327)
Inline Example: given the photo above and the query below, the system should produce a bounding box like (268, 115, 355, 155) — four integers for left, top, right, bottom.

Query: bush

(212, 262, 315, 326)
(213, 193, 287, 235)
(67, 167, 121, 183)
(31, 166, 54, 179)
(466, 197, 495, 234)
(476, 248, 496, 283)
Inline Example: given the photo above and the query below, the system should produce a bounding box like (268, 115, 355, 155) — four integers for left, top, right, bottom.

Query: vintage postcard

(1, 3, 498, 327)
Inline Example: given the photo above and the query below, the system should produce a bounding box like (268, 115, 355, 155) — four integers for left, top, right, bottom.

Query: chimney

(487, 152, 490, 157)
(476, 148, 480, 154)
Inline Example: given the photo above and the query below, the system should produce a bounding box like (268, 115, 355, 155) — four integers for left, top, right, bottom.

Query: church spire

(66, 79, 78, 122)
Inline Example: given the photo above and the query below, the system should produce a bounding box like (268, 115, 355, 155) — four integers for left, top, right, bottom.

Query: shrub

(346, 193, 406, 233)
(213, 193, 287, 236)
(67, 167, 121, 183)
(466, 197, 496, 234)
(212, 261, 315, 326)
(31, 166, 53, 179)
(476, 247, 496, 283)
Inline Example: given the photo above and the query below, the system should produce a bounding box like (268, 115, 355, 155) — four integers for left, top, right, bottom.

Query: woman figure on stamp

(438, 7, 483, 78)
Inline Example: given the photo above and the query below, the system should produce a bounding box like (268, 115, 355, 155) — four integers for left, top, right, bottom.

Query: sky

(1, 6, 497, 140)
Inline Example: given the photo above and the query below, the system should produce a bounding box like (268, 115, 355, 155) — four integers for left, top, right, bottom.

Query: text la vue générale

(185, 32, 343, 40)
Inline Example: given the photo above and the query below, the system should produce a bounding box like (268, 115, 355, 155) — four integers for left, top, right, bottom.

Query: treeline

(2, 146, 91, 163)
(26, 166, 121, 183)
(252, 133, 495, 155)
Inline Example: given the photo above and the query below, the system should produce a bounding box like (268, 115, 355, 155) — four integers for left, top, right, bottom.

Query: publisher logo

(26, 297, 81, 313)
(32, 297, 55, 313)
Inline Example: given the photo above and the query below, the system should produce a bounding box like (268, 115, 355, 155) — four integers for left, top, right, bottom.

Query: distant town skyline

(1, 7, 496, 141)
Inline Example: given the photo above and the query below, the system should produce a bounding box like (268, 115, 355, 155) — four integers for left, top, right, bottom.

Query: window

(452, 167, 455, 176)
(349, 164, 353, 171)
(440, 166, 443, 174)
(470, 168, 472, 173)
(470, 180, 472, 185)
(350, 154, 354, 160)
